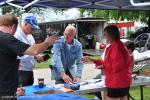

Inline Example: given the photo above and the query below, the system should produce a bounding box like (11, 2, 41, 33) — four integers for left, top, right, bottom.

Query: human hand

(81, 56, 93, 62)
(35, 55, 44, 63)
(95, 65, 103, 69)
(44, 35, 59, 46)
(19, 63, 23, 67)
(73, 77, 81, 83)
(61, 73, 72, 83)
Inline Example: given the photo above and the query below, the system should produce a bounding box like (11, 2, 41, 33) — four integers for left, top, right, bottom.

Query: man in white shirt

(14, 16, 44, 86)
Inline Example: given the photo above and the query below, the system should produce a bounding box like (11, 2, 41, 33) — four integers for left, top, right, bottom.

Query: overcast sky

(35, 8, 80, 22)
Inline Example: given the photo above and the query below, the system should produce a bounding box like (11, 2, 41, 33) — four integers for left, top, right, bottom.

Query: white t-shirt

(66, 43, 73, 50)
(14, 27, 36, 71)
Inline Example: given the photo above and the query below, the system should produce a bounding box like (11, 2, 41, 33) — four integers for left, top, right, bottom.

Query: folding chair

(128, 60, 149, 100)
(133, 61, 148, 75)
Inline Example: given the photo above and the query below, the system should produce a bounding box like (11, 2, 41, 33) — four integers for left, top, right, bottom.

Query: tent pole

(130, 0, 150, 6)
(7, 0, 39, 11)
(0, 0, 14, 5)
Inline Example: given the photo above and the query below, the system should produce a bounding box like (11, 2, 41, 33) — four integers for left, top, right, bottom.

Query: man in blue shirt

(51, 25, 83, 84)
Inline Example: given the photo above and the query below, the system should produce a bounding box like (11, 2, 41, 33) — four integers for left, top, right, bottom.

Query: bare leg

(101, 91, 107, 100)
(106, 96, 120, 100)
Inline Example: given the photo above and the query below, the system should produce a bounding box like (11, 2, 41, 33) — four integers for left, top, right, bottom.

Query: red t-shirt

(94, 39, 132, 88)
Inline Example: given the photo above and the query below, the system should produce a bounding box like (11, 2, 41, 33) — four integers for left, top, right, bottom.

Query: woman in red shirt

(82, 25, 132, 100)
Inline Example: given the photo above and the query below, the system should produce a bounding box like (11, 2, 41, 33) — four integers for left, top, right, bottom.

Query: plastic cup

(38, 78, 44, 88)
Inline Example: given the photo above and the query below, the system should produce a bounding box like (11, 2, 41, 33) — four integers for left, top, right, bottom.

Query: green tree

(53, 8, 68, 15)
(1, 6, 44, 16)
(1, 6, 68, 20)
(79, 9, 150, 23)
(2, 6, 21, 16)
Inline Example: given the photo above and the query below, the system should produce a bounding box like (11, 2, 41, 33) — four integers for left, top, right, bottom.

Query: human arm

(130, 55, 134, 72)
(82, 56, 103, 68)
(81, 56, 96, 62)
(52, 42, 72, 83)
(73, 77, 81, 83)
(60, 72, 73, 83)
(14, 31, 58, 56)
(93, 59, 104, 69)
(74, 44, 83, 82)
(4, 35, 58, 56)
(14, 33, 51, 62)
(24, 35, 58, 56)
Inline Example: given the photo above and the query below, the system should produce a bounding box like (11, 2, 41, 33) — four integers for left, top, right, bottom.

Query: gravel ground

(33, 63, 101, 85)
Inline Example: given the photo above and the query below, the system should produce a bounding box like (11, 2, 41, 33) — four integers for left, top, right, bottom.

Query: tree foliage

(2, 6, 21, 16)
(53, 8, 68, 15)
(1, 6, 44, 16)
(79, 9, 150, 23)
(1, 6, 68, 19)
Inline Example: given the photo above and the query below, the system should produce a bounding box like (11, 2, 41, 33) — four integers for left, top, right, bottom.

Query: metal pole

(140, 86, 143, 100)
(0, 0, 14, 5)
(130, 0, 150, 6)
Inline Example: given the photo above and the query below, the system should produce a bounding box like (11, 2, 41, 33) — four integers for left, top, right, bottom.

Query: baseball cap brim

(30, 20, 40, 30)
(24, 16, 40, 30)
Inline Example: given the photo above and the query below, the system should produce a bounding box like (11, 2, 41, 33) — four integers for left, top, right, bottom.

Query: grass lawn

(35, 59, 50, 69)
(129, 86, 150, 100)
(34, 54, 52, 69)
(82, 86, 150, 100)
